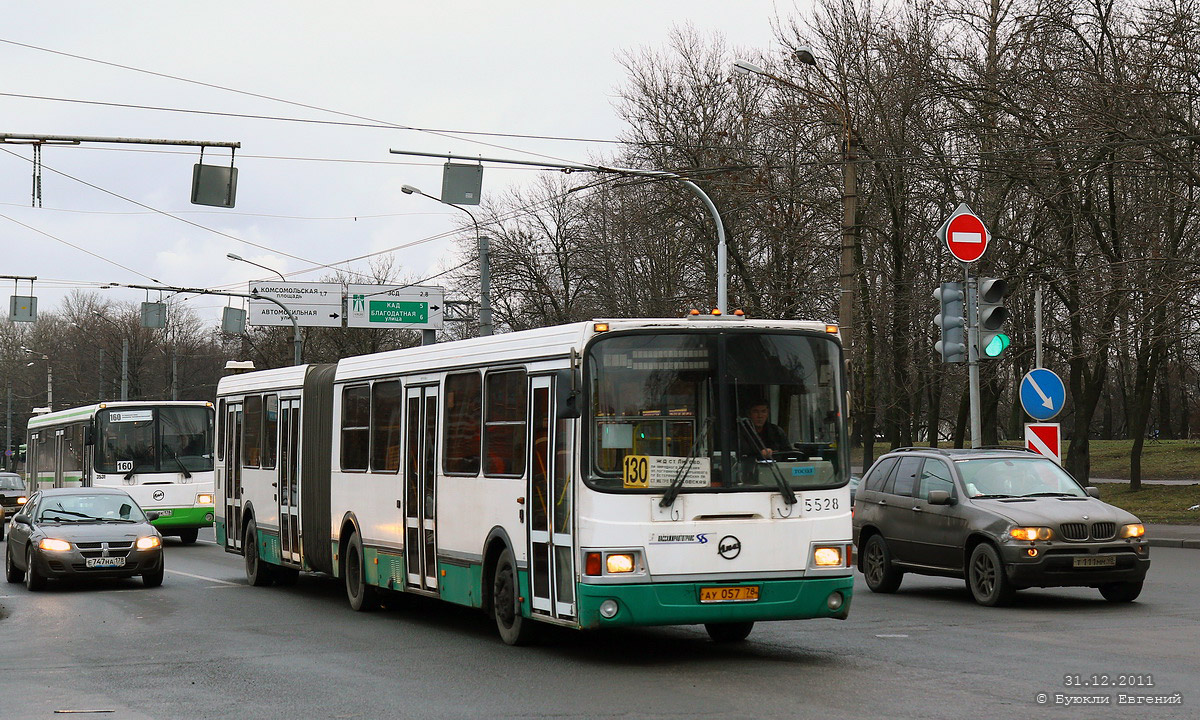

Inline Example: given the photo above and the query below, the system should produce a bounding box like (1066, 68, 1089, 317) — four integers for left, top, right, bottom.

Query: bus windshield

(96, 406, 215, 475)
(586, 330, 846, 493)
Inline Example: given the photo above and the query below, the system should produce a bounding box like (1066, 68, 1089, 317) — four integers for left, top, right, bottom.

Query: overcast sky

(1, 1, 807, 325)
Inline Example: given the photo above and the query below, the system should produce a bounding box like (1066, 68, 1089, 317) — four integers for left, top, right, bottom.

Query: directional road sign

(1020, 368, 1066, 421)
(1025, 423, 1061, 465)
(937, 203, 990, 263)
(347, 284, 444, 330)
(248, 281, 344, 328)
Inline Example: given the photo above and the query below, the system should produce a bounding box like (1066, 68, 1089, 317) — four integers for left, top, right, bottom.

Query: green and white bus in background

(26, 401, 216, 543)
(215, 316, 854, 644)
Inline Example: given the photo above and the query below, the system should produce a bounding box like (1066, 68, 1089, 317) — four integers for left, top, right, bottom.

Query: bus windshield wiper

(736, 417, 797, 506)
(168, 449, 193, 479)
(660, 418, 712, 509)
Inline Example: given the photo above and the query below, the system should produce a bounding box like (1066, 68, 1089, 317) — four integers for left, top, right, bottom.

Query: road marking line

(166, 568, 240, 586)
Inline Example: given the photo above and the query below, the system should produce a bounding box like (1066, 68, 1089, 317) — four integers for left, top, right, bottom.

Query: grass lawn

(1092, 483, 1200, 525)
(853, 439, 1200, 480)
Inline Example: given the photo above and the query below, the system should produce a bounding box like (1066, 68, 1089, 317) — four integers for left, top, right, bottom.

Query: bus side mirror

(84, 426, 96, 446)
(556, 369, 581, 420)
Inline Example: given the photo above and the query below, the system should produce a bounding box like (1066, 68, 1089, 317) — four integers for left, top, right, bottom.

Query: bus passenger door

(277, 398, 301, 565)
(53, 429, 66, 489)
(528, 376, 576, 620)
(404, 385, 439, 592)
(223, 403, 243, 551)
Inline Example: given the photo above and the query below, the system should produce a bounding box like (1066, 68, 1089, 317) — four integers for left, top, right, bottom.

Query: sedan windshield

(36, 494, 147, 523)
(957, 457, 1086, 498)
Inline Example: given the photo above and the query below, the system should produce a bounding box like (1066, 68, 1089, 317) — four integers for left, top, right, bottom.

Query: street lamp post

(92, 312, 130, 401)
(400, 184, 492, 338)
(733, 54, 857, 353)
(21, 347, 53, 408)
(226, 253, 303, 365)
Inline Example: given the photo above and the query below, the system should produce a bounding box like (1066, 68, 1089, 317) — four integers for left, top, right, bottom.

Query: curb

(1149, 538, 1200, 550)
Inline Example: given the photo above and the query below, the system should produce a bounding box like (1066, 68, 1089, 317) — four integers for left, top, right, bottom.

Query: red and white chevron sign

(1025, 423, 1061, 464)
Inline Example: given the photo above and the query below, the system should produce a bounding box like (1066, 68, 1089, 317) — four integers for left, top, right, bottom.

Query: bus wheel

(345, 531, 377, 611)
(177, 528, 199, 545)
(244, 519, 274, 587)
(492, 547, 535, 646)
(705, 622, 754, 643)
(5, 543, 24, 583)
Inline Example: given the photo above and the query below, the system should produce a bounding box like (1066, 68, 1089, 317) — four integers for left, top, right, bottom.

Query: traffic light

(933, 281, 966, 363)
(977, 277, 1010, 358)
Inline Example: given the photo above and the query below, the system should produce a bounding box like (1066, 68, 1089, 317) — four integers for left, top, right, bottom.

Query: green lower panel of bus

(575, 575, 854, 629)
(215, 520, 227, 546)
(150, 506, 215, 530)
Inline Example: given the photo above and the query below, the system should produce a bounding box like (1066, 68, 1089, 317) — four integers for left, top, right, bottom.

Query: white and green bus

(26, 401, 216, 543)
(215, 316, 854, 644)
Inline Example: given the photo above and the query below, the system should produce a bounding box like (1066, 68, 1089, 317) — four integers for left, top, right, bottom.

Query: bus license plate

(155, 509, 173, 517)
(699, 586, 760, 603)
(86, 557, 126, 568)
(1073, 556, 1116, 568)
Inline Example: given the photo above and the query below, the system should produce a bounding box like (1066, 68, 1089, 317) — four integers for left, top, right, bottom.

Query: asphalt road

(1, 532, 1197, 719)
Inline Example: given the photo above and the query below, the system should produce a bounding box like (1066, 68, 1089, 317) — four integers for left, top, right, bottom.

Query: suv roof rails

(975, 445, 1039, 453)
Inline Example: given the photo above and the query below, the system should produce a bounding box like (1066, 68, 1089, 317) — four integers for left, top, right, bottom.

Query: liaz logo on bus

(718, 535, 742, 560)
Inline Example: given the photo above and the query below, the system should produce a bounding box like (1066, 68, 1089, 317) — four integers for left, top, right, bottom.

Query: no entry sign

(938, 203, 990, 263)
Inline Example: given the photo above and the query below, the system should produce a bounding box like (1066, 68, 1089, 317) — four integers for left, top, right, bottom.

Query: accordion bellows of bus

(25, 401, 216, 544)
(214, 317, 854, 644)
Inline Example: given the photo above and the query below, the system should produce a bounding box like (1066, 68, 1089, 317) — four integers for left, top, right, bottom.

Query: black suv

(852, 448, 1150, 606)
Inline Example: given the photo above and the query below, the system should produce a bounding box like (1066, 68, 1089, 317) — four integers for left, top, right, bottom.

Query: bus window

(243, 396, 263, 468)
(371, 381, 402, 473)
(160, 405, 215, 472)
(262, 395, 278, 469)
(341, 385, 370, 471)
(484, 370, 526, 477)
(443, 372, 481, 475)
(97, 410, 157, 475)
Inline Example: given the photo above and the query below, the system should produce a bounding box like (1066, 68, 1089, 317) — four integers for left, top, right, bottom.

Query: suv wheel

(1099, 580, 1143, 603)
(862, 534, 903, 593)
(967, 543, 1015, 606)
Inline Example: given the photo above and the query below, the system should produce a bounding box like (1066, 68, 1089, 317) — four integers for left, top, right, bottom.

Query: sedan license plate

(1073, 555, 1116, 569)
(699, 585, 760, 603)
(85, 557, 126, 569)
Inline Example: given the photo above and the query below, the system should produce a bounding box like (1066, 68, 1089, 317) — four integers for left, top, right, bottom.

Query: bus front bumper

(149, 506, 214, 530)
(576, 575, 853, 629)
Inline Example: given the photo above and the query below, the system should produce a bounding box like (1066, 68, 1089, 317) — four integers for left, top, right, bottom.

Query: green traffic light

(984, 333, 1011, 357)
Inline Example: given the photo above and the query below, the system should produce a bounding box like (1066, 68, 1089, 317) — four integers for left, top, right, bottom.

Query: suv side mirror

(927, 490, 954, 506)
(1085, 486, 1101, 499)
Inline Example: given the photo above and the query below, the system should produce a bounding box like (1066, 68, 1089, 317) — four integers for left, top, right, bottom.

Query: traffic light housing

(933, 281, 966, 363)
(977, 277, 1010, 358)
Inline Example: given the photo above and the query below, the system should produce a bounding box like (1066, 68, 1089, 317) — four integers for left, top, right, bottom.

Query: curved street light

(401, 184, 492, 337)
(19, 346, 52, 408)
(733, 51, 858, 354)
(226, 253, 302, 365)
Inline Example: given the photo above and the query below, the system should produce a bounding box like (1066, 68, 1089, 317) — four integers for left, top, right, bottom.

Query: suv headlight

(1009, 526, 1053, 541)
(1120, 523, 1145, 539)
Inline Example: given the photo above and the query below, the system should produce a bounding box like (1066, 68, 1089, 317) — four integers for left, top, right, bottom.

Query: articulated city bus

(215, 316, 854, 644)
(26, 402, 216, 542)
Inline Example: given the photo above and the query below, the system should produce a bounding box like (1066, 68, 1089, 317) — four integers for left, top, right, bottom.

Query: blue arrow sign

(1020, 368, 1066, 421)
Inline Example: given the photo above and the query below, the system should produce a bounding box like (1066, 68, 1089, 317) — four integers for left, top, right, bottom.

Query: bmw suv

(852, 447, 1150, 606)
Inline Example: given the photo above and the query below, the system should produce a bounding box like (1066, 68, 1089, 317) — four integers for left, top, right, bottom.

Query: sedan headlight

(39, 538, 72, 552)
(1120, 523, 1145, 539)
(136, 536, 162, 550)
(1009, 526, 1053, 541)
(196, 493, 214, 505)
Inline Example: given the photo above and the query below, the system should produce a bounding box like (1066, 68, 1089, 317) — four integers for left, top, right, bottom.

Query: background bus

(26, 401, 216, 543)
(215, 317, 853, 643)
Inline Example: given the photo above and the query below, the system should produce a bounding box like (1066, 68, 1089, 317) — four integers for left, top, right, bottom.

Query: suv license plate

(1073, 556, 1116, 568)
(86, 557, 126, 568)
(699, 586, 760, 603)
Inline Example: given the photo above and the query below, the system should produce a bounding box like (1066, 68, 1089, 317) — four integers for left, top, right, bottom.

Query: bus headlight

(39, 538, 72, 552)
(197, 493, 214, 505)
(813, 546, 843, 567)
(136, 536, 162, 550)
(606, 553, 635, 573)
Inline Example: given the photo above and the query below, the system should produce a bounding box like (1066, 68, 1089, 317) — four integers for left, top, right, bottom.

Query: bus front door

(223, 403, 243, 551)
(404, 385, 439, 593)
(528, 375, 576, 620)
(277, 398, 301, 565)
